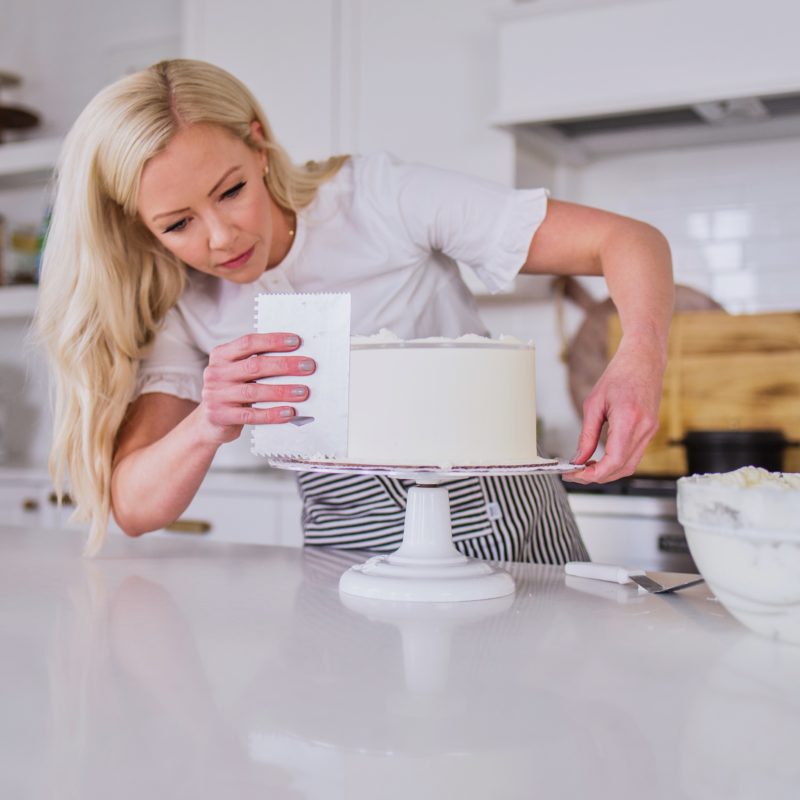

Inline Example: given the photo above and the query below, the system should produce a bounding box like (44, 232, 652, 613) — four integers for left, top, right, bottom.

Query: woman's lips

(219, 245, 255, 269)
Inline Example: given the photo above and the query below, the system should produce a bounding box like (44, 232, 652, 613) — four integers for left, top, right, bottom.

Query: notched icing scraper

(250, 292, 351, 459)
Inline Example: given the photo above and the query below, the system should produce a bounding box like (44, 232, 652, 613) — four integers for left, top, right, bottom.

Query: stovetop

(562, 475, 678, 497)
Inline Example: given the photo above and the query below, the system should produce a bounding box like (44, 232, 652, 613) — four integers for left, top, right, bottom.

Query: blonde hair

(35, 59, 348, 556)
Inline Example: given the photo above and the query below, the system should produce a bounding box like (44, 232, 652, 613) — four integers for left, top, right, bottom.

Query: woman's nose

(206, 213, 236, 250)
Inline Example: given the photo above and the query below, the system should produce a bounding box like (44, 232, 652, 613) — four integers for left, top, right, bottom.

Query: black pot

(671, 429, 799, 475)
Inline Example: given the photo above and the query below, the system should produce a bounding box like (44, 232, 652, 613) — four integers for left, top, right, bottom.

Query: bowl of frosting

(677, 467, 800, 645)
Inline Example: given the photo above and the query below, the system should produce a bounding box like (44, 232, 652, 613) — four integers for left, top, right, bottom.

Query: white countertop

(2, 525, 798, 799)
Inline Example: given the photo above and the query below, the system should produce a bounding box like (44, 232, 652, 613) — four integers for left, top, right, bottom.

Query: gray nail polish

(284, 335, 300, 346)
(279, 408, 294, 417)
(299, 359, 314, 372)
(290, 387, 307, 397)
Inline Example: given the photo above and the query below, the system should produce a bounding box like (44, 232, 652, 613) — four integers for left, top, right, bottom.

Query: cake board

(268, 456, 583, 603)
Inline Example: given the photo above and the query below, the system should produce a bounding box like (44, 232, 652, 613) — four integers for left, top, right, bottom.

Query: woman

(36, 59, 673, 558)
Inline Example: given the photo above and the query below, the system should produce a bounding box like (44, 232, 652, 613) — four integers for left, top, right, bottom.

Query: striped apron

(296, 472, 589, 565)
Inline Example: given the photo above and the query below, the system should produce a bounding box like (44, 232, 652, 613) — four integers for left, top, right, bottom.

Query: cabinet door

(183, 0, 338, 163)
(153, 489, 302, 547)
(0, 483, 48, 528)
(349, 0, 514, 184)
(575, 513, 696, 574)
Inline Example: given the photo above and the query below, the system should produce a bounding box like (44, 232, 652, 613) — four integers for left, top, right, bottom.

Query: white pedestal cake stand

(269, 457, 580, 603)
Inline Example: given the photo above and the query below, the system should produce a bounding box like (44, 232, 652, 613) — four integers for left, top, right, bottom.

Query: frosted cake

(343, 330, 547, 467)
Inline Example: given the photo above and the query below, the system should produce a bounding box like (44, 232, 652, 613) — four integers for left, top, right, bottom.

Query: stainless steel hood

(507, 92, 800, 163)
(493, 0, 800, 163)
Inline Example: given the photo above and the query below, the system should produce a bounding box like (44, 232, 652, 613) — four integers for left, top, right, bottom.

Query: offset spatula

(565, 562, 705, 594)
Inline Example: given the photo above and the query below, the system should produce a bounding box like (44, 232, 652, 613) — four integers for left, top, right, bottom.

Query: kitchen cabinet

(0, 477, 50, 528)
(494, 0, 800, 128)
(183, 0, 340, 165)
(0, 465, 304, 546)
(183, 0, 515, 183)
(568, 492, 693, 573)
(149, 472, 304, 547)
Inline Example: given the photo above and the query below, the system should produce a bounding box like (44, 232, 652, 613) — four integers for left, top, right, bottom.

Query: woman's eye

(222, 180, 246, 199)
(163, 218, 189, 234)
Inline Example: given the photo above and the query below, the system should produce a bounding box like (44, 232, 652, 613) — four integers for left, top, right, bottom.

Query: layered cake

(344, 330, 547, 467)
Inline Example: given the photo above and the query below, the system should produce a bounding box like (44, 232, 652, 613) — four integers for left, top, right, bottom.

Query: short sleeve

(356, 153, 549, 293)
(134, 306, 207, 404)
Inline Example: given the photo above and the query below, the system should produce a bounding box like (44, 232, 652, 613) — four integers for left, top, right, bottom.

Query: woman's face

(137, 122, 285, 282)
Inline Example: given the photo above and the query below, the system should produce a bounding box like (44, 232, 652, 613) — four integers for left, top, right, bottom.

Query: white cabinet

(494, 0, 800, 126)
(568, 492, 695, 574)
(148, 475, 303, 547)
(0, 479, 50, 528)
(0, 466, 304, 546)
(183, 0, 515, 184)
(183, 0, 339, 165)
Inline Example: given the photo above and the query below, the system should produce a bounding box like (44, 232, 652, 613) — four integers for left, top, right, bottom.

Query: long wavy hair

(35, 59, 348, 556)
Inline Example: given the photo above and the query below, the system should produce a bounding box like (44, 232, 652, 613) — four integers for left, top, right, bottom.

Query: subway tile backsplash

(560, 137, 800, 313)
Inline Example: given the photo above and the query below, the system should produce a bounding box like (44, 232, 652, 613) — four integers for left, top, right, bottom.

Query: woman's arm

(111, 332, 315, 535)
(521, 199, 674, 483)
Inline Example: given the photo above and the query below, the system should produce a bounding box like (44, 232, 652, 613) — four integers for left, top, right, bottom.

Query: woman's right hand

(198, 332, 315, 444)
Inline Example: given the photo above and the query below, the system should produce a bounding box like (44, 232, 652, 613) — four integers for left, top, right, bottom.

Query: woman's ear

(250, 120, 268, 170)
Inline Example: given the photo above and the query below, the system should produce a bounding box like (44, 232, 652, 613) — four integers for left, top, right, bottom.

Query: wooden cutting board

(608, 310, 800, 475)
(555, 276, 722, 431)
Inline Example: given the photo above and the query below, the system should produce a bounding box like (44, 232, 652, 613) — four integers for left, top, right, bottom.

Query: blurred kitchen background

(2, 0, 799, 569)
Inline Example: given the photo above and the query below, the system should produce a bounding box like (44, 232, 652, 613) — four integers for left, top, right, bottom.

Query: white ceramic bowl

(677, 468, 800, 645)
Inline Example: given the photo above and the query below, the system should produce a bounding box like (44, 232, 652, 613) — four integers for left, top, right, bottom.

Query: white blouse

(135, 152, 549, 403)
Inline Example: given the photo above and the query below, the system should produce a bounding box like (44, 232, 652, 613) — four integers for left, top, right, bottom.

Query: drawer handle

(48, 491, 74, 507)
(165, 519, 212, 534)
(22, 498, 39, 512)
(658, 533, 690, 554)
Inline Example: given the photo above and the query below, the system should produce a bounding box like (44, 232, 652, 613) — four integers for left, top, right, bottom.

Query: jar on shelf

(7, 223, 39, 284)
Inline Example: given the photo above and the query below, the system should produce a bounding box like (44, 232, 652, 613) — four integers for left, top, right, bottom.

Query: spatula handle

(564, 562, 644, 584)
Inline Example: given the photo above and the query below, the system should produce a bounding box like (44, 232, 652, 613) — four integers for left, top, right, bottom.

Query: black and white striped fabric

(296, 472, 589, 565)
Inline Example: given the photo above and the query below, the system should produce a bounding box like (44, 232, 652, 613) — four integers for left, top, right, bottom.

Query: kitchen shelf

(0, 137, 61, 188)
(0, 285, 38, 318)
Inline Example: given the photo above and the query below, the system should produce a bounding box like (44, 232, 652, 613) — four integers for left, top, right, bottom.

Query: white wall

(566, 138, 800, 314)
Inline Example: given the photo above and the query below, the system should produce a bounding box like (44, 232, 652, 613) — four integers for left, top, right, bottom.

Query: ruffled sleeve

(133, 306, 207, 404)
(355, 153, 550, 294)
(470, 187, 549, 294)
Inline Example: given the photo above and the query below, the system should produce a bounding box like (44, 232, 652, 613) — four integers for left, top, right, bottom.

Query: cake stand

(268, 456, 580, 602)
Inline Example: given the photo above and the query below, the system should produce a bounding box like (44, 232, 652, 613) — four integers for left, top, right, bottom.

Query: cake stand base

(267, 456, 580, 603)
(339, 483, 515, 602)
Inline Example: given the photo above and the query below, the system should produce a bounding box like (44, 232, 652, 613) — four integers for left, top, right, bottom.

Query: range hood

(493, 0, 800, 162)
(508, 92, 800, 163)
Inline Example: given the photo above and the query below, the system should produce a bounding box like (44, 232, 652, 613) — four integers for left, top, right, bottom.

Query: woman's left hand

(563, 337, 666, 483)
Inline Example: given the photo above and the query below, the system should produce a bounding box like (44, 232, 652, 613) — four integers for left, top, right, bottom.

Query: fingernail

(279, 408, 294, 417)
(284, 335, 300, 346)
(299, 359, 315, 372)
(290, 387, 307, 397)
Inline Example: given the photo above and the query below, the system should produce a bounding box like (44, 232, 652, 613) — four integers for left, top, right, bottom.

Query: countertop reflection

(1, 525, 798, 800)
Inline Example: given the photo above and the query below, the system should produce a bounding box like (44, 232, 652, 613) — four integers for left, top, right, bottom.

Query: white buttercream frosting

(343, 330, 542, 467)
(351, 328, 531, 347)
(680, 466, 800, 490)
(677, 467, 800, 533)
